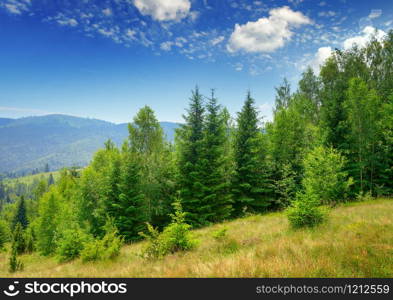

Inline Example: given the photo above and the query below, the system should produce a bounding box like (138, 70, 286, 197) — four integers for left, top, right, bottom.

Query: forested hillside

(0, 115, 179, 176)
(1, 30, 392, 276)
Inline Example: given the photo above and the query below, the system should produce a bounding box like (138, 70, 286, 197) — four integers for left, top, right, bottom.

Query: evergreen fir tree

(12, 196, 28, 230)
(114, 153, 147, 241)
(232, 92, 271, 216)
(8, 243, 23, 273)
(176, 87, 206, 226)
(200, 90, 233, 222)
(48, 173, 55, 186)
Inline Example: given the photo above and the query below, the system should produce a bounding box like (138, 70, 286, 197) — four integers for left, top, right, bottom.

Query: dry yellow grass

(1, 198, 392, 277)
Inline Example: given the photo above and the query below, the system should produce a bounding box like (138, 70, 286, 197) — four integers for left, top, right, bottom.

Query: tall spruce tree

(176, 87, 206, 226)
(12, 196, 28, 230)
(114, 153, 146, 241)
(232, 92, 270, 216)
(200, 90, 233, 222)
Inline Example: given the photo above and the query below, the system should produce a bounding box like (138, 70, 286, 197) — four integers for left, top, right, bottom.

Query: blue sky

(0, 0, 392, 123)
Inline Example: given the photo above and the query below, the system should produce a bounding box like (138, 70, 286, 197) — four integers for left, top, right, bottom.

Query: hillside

(0, 115, 179, 175)
(1, 198, 392, 278)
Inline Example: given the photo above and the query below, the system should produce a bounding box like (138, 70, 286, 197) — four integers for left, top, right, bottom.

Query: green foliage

(232, 92, 272, 216)
(268, 94, 318, 185)
(0, 220, 10, 251)
(12, 196, 28, 230)
(36, 191, 60, 256)
(80, 218, 123, 262)
(287, 193, 327, 228)
(274, 78, 292, 112)
(56, 228, 89, 262)
(212, 227, 228, 240)
(8, 245, 23, 273)
(140, 200, 197, 259)
(176, 87, 207, 226)
(344, 78, 382, 194)
(274, 163, 297, 208)
(24, 226, 36, 253)
(356, 191, 373, 202)
(80, 239, 102, 262)
(12, 222, 26, 255)
(127, 106, 175, 229)
(200, 91, 233, 222)
(302, 146, 352, 205)
(113, 153, 146, 242)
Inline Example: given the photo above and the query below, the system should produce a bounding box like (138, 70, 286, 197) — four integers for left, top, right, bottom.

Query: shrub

(139, 223, 161, 259)
(141, 200, 197, 259)
(302, 146, 352, 205)
(356, 191, 373, 202)
(0, 220, 10, 251)
(80, 218, 123, 263)
(287, 192, 327, 228)
(80, 240, 102, 262)
(57, 228, 88, 262)
(100, 219, 123, 260)
(8, 246, 23, 273)
(212, 227, 228, 241)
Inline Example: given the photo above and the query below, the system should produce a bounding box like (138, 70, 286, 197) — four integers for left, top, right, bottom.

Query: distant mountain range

(0, 114, 180, 175)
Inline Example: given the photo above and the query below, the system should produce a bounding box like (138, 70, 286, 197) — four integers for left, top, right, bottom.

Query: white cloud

(160, 41, 173, 51)
(133, 0, 191, 21)
(318, 11, 336, 17)
(3, 0, 30, 15)
(211, 36, 224, 46)
(98, 28, 115, 37)
(227, 6, 311, 53)
(57, 18, 78, 27)
(234, 63, 243, 71)
(5, 3, 21, 14)
(125, 29, 137, 39)
(308, 46, 332, 73)
(343, 26, 386, 50)
(368, 9, 382, 19)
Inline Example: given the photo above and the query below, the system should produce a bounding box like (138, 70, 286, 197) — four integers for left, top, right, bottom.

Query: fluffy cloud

(343, 26, 386, 50)
(227, 6, 311, 53)
(308, 46, 332, 73)
(133, 0, 191, 21)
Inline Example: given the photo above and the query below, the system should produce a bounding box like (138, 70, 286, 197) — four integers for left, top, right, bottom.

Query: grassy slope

(3, 171, 61, 187)
(1, 198, 392, 278)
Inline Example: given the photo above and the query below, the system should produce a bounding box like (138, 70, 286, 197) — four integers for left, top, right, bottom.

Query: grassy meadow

(1, 198, 392, 278)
